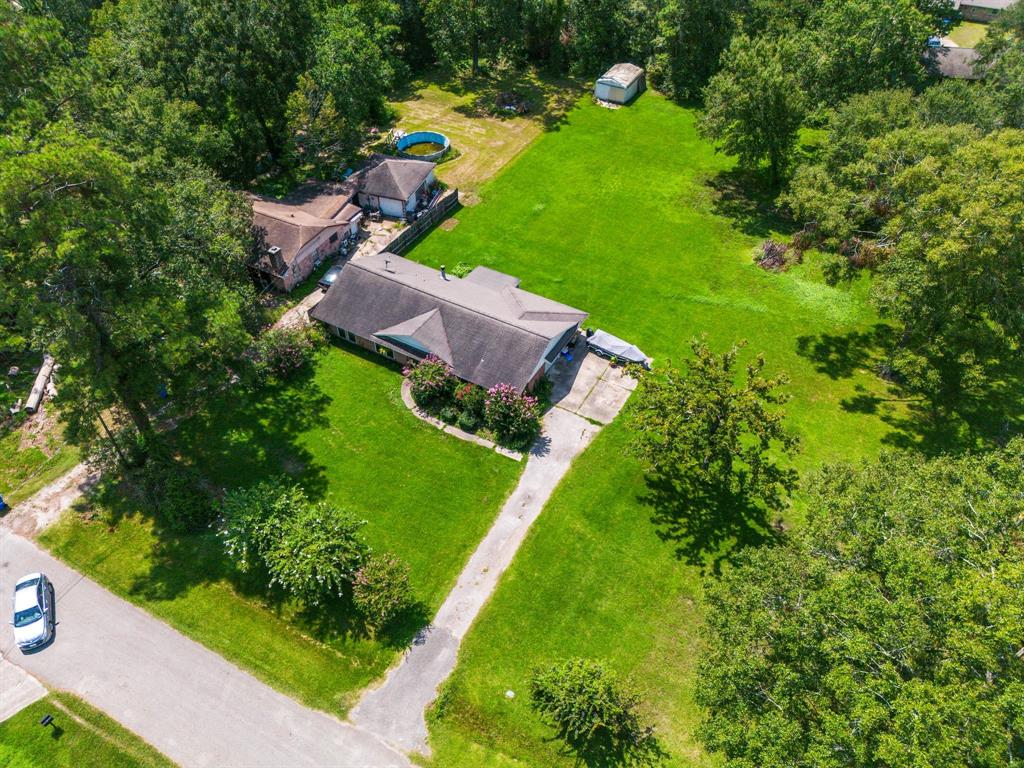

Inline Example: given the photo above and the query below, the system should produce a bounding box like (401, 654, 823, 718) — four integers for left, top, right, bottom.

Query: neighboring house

(356, 155, 437, 219)
(594, 63, 646, 105)
(954, 0, 1016, 22)
(311, 253, 588, 392)
(930, 46, 983, 79)
(250, 180, 362, 292)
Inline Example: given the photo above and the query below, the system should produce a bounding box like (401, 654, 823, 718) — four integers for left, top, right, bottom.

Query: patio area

(547, 343, 636, 425)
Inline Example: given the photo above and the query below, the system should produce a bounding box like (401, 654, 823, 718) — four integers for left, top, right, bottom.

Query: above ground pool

(396, 130, 451, 162)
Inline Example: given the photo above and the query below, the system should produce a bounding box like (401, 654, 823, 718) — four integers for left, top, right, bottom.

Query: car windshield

(16, 577, 40, 590)
(13, 606, 42, 627)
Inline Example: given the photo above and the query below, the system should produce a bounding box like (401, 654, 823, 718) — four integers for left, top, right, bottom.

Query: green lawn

(0, 693, 174, 768)
(948, 20, 988, 48)
(405, 93, 909, 765)
(41, 344, 522, 715)
(0, 421, 79, 508)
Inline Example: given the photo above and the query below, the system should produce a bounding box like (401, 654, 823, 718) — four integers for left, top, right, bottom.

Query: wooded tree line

(0, 0, 970, 466)
(698, 2, 1024, 423)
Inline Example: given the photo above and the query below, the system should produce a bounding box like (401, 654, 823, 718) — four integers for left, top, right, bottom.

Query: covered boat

(586, 330, 651, 368)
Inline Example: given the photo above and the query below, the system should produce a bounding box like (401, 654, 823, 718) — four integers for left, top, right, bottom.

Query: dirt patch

(459, 191, 481, 207)
(17, 404, 59, 455)
(281, 454, 307, 476)
(440, 218, 459, 231)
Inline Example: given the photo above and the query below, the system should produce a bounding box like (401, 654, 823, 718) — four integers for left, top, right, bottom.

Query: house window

(329, 233, 338, 243)
(376, 345, 394, 359)
(346, 331, 358, 343)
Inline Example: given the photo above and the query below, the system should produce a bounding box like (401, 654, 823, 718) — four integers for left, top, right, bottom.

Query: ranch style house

(311, 252, 588, 393)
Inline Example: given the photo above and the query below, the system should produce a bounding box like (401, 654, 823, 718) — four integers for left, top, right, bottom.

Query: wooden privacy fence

(386, 189, 460, 255)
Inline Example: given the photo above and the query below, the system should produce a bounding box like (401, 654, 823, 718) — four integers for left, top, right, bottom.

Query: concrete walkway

(350, 400, 613, 755)
(0, 530, 410, 768)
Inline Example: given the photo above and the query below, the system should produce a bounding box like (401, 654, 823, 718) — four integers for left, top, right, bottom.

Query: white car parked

(12, 572, 54, 650)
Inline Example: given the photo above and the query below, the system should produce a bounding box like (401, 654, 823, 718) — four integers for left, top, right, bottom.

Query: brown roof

(249, 181, 361, 273)
(311, 254, 587, 391)
(358, 155, 436, 202)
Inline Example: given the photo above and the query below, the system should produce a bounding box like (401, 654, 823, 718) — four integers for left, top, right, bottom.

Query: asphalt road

(0, 530, 409, 768)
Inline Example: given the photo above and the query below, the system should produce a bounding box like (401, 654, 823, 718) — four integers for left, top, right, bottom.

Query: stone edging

(400, 379, 523, 461)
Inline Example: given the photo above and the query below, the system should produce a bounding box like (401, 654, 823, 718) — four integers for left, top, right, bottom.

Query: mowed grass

(0, 692, 174, 768)
(406, 92, 907, 765)
(41, 344, 521, 714)
(947, 20, 988, 48)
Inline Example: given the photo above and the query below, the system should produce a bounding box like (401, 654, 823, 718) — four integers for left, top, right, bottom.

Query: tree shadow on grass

(173, 363, 332, 502)
(799, 326, 1024, 457)
(796, 324, 895, 380)
(83, 362, 333, 604)
(705, 168, 791, 238)
(639, 473, 780, 576)
(445, 71, 585, 132)
(871, 367, 1024, 457)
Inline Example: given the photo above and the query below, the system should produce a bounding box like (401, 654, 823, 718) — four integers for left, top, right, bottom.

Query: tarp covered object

(586, 330, 651, 368)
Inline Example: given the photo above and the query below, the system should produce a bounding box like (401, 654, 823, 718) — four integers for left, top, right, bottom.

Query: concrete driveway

(351, 390, 627, 755)
(0, 530, 409, 768)
(549, 349, 637, 424)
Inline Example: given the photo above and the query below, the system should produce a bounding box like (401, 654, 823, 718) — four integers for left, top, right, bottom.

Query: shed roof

(311, 254, 587, 391)
(954, 0, 1016, 10)
(598, 63, 645, 88)
(358, 155, 436, 203)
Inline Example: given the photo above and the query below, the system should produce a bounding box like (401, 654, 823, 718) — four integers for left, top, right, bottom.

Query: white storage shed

(594, 63, 646, 105)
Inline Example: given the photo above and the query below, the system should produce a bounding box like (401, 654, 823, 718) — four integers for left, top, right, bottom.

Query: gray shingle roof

(311, 254, 588, 391)
(358, 156, 436, 202)
(598, 63, 644, 88)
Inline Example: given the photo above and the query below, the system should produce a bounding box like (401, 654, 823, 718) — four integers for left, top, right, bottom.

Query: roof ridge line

(352, 259, 561, 341)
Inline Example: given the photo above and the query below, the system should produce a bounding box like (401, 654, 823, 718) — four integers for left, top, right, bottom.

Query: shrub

(263, 502, 369, 606)
(405, 355, 457, 412)
(531, 375, 554, 405)
(219, 478, 306, 572)
(141, 458, 212, 533)
(485, 384, 541, 449)
(439, 406, 459, 424)
(254, 325, 322, 382)
(530, 658, 663, 767)
(454, 383, 486, 419)
(352, 553, 413, 637)
(457, 409, 479, 432)
(755, 239, 797, 271)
